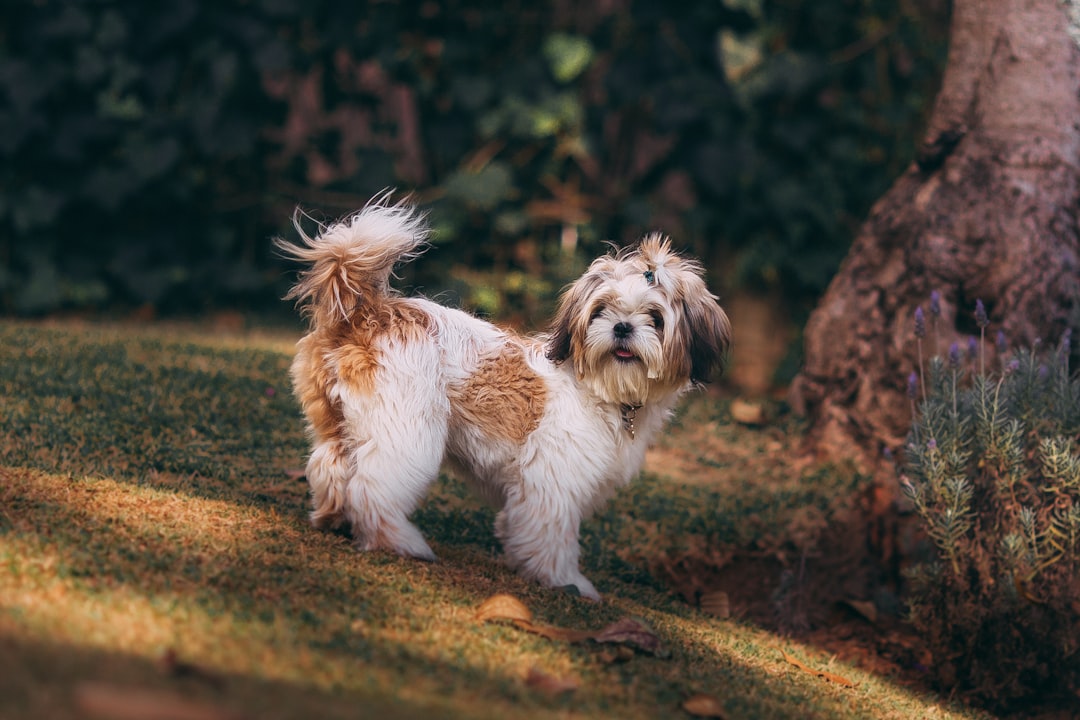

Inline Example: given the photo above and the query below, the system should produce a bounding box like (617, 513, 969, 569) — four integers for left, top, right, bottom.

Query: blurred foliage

(0, 0, 948, 319)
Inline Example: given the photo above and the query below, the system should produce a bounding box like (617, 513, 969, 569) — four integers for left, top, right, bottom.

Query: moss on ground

(0, 321, 990, 719)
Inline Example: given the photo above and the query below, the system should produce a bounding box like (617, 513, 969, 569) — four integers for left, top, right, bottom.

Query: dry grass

(0, 320, 992, 719)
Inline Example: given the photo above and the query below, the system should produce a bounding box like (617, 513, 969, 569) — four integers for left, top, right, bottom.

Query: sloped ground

(642, 395, 935, 691)
(0, 321, 990, 719)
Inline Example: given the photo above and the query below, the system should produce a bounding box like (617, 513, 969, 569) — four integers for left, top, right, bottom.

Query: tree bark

(790, 0, 1080, 465)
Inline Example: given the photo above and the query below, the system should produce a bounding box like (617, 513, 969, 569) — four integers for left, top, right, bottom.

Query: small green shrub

(901, 299, 1080, 710)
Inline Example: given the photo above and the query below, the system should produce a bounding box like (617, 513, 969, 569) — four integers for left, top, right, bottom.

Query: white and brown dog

(279, 196, 730, 600)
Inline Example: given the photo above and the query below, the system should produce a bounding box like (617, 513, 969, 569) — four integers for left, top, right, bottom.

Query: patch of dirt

(644, 389, 814, 488)
(641, 389, 938, 694)
(643, 393, 1080, 717)
(651, 535, 937, 692)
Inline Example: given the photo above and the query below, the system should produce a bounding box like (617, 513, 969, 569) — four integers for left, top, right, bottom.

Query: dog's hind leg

(345, 483, 437, 561)
(338, 374, 448, 562)
(306, 441, 351, 530)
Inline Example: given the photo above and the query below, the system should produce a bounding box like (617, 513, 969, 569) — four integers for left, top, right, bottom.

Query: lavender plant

(901, 298, 1080, 710)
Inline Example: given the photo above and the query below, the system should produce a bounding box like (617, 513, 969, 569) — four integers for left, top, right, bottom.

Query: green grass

(0, 321, 991, 719)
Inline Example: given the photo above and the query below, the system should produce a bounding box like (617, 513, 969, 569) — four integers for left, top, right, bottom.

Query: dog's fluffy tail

(277, 193, 430, 327)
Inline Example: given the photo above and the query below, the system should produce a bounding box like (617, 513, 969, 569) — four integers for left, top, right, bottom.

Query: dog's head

(546, 234, 731, 405)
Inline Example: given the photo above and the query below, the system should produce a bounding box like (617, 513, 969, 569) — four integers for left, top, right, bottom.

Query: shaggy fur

(279, 196, 731, 600)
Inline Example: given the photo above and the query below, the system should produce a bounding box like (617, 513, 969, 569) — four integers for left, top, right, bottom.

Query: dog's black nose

(613, 322, 633, 339)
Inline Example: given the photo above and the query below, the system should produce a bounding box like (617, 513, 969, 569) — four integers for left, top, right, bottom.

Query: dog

(278, 195, 730, 600)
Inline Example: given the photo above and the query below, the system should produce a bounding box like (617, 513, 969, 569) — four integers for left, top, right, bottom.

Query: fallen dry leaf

(729, 399, 766, 426)
(476, 594, 534, 623)
(75, 683, 247, 720)
(476, 595, 665, 655)
(476, 594, 591, 641)
(524, 667, 581, 696)
(592, 617, 665, 655)
(682, 693, 728, 718)
(699, 590, 730, 619)
(780, 650, 857, 688)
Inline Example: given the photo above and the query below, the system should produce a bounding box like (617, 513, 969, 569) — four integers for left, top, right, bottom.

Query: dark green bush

(0, 0, 946, 318)
(0, 1, 294, 313)
(903, 307, 1080, 710)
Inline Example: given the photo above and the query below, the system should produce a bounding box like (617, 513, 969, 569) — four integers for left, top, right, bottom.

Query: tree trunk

(790, 0, 1080, 465)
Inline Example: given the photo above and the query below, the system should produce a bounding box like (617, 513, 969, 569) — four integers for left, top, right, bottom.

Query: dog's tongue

(614, 349, 635, 359)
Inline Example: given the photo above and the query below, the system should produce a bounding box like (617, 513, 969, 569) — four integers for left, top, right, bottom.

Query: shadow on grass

(0, 466, 915, 720)
(1, 469, 582, 714)
(0, 631, 473, 720)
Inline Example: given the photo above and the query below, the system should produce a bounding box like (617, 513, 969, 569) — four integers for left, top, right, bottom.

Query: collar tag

(621, 403, 642, 438)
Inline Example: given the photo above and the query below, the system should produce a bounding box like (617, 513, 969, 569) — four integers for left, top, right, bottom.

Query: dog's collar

(620, 403, 643, 438)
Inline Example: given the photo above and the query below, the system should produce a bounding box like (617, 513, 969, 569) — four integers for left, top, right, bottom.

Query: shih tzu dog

(279, 195, 730, 600)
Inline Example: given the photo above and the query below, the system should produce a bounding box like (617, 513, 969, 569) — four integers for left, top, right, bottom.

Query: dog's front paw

(559, 576, 601, 602)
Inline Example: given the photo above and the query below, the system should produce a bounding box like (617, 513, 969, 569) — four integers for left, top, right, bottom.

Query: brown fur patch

(335, 343, 380, 395)
(346, 299, 432, 346)
(450, 344, 546, 443)
(293, 299, 433, 439)
(291, 333, 345, 442)
(332, 299, 432, 393)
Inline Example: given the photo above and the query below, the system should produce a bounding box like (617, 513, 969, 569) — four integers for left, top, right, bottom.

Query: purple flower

(883, 447, 894, 461)
(930, 291, 941, 317)
(907, 372, 919, 399)
(974, 299, 989, 328)
(1038, 364, 1050, 381)
(1005, 359, 1020, 374)
(948, 341, 961, 369)
(914, 307, 926, 338)
(996, 330, 1007, 353)
(967, 336, 978, 360)
(927, 438, 937, 451)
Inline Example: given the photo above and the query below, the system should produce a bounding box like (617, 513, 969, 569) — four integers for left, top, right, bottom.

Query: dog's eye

(649, 310, 664, 330)
(590, 305, 605, 321)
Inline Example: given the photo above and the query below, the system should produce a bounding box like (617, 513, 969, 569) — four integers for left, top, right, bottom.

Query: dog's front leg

(495, 489, 600, 601)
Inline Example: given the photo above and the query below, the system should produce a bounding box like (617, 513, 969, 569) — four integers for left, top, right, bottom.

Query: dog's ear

(546, 270, 605, 365)
(647, 240, 731, 384)
(546, 304, 574, 364)
(683, 295, 731, 384)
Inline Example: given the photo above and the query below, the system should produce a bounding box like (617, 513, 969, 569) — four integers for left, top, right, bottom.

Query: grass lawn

(0, 320, 992, 719)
